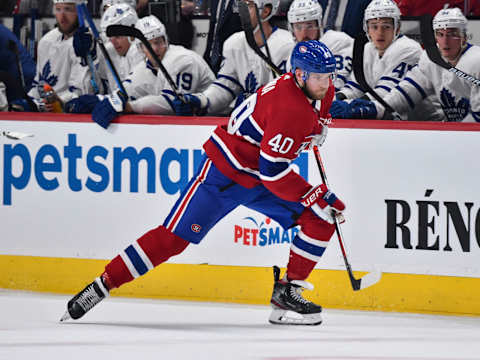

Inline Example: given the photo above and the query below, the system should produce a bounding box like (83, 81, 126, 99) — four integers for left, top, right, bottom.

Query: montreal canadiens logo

(191, 224, 202, 233)
(299, 45, 307, 53)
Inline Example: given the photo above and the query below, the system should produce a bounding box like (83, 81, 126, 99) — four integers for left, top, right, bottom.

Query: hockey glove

(309, 124, 328, 148)
(73, 26, 96, 59)
(330, 99, 377, 119)
(172, 93, 208, 116)
(65, 94, 101, 113)
(10, 97, 39, 112)
(301, 184, 345, 224)
(92, 91, 127, 129)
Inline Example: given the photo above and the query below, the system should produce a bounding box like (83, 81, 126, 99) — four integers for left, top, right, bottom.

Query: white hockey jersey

(28, 28, 94, 104)
(319, 30, 353, 90)
(126, 44, 215, 114)
(98, 41, 145, 94)
(341, 35, 421, 99)
(203, 27, 294, 115)
(379, 44, 480, 122)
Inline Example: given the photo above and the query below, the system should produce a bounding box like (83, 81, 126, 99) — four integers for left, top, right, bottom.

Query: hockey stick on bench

(106, 24, 185, 103)
(420, 14, 480, 86)
(237, 0, 283, 77)
(313, 145, 382, 291)
(352, 33, 400, 118)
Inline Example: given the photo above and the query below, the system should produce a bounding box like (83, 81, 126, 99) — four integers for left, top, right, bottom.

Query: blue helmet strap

(301, 71, 309, 82)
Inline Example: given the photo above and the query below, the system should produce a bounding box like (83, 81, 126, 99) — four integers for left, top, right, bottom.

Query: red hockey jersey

(203, 72, 334, 203)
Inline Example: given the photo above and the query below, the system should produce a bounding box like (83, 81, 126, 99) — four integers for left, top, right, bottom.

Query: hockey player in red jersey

(61, 40, 345, 326)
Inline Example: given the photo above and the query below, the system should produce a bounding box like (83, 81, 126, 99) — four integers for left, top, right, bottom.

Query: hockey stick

(29, 7, 38, 62)
(420, 14, 480, 86)
(313, 145, 382, 291)
(78, 3, 127, 96)
(352, 33, 399, 116)
(237, 0, 282, 76)
(76, 4, 100, 94)
(106, 24, 185, 102)
(254, 4, 276, 78)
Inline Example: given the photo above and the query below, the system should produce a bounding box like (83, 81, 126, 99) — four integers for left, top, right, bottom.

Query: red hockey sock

(286, 250, 317, 281)
(103, 225, 190, 289)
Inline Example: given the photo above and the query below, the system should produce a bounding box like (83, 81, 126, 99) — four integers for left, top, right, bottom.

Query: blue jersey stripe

(292, 235, 326, 257)
(346, 80, 363, 91)
(217, 74, 244, 90)
(396, 85, 415, 109)
(213, 81, 237, 99)
(404, 77, 427, 99)
(259, 155, 289, 178)
(125, 245, 148, 276)
(379, 76, 400, 84)
(374, 85, 392, 92)
(238, 117, 263, 143)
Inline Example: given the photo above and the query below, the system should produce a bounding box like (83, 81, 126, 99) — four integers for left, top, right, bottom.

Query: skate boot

(269, 266, 322, 325)
(60, 277, 109, 322)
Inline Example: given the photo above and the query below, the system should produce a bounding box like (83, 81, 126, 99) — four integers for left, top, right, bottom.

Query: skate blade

(268, 308, 322, 326)
(59, 310, 71, 322)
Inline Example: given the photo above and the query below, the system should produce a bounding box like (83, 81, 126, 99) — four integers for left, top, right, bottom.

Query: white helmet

(287, 0, 323, 37)
(52, 0, 86, 4)
(433, 7, 467, 32)
(288, 0, 322, 25)
(363, 0, 401, 34)
(254, 0, 280, 21)
(101, 0, 137, 16)
(101, 3, 138, 33)
(136, 15, 168, 42)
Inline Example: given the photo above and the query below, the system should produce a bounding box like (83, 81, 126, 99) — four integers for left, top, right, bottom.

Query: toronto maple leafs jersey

(379, 44, 480, 122)
(99, 41, 145, 94)
(341, 35, 420, 100)
(28, 28, 94, 104)
(203, 73, 334, 202)
(202, 27, 294, 115)
(125, 44, 215, 114)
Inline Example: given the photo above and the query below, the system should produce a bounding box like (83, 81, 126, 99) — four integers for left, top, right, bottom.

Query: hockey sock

(103, 225, 190, 289)
(286, 250, 317, 281)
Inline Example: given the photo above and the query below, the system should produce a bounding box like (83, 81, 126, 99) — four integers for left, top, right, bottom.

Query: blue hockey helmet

(290, 40, 336, 79)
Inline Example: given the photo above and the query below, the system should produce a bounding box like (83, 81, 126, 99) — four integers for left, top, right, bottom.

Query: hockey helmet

(290, 40, 336, 79)
(252, 0, 280, 21)
(363, 0, 401, 34)
(101, 0, 137, 16)
(433, 7, 467, 32)
(136, 15, 168, 42)
(101, 3, 138, 33)
(52, 0, 86, 4)
(288, 0, 323, 26)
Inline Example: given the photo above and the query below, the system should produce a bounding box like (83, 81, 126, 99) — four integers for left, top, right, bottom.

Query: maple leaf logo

(38, 60, 58, 87)
(439, 88, 469, 122)
(245, 71, 258, 94)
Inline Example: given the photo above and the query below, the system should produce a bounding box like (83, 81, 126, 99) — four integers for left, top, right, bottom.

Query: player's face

(435, 28, 465, 62)
(367, 18, 396, 54)
(110, 36, 131, 56)
(299, 71, 331, 100)
(142, 37, 168, 64)
(292, 20, 320, 42)
(54, 3, 79, 36)
(244, 0, 270, 28)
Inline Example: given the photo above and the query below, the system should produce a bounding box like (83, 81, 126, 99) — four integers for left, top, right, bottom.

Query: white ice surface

(1, 289, 479, 360)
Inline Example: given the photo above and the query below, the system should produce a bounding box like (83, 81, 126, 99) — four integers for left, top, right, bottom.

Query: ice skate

(60, 277, 109, 322)
(268, 266, 322, 325)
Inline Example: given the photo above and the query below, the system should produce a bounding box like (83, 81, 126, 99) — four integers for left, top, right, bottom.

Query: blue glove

(330, 99, 378, 119)
(10, 98, 38, 112)
(65, 95, 100, 113)
(73, 26, 96, 59)
(171, 94, 208, 116)
(92, 91, 127, 129)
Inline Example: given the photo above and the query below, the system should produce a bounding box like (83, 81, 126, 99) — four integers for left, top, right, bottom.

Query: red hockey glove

(301, 184, 345, 224)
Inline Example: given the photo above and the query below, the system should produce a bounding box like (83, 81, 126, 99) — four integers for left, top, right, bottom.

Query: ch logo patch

(191, 224, 202, 233)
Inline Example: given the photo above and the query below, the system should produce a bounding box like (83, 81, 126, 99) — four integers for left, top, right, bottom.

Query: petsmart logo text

(234, 217, 299, 246)
(2, 133, 309, 206)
